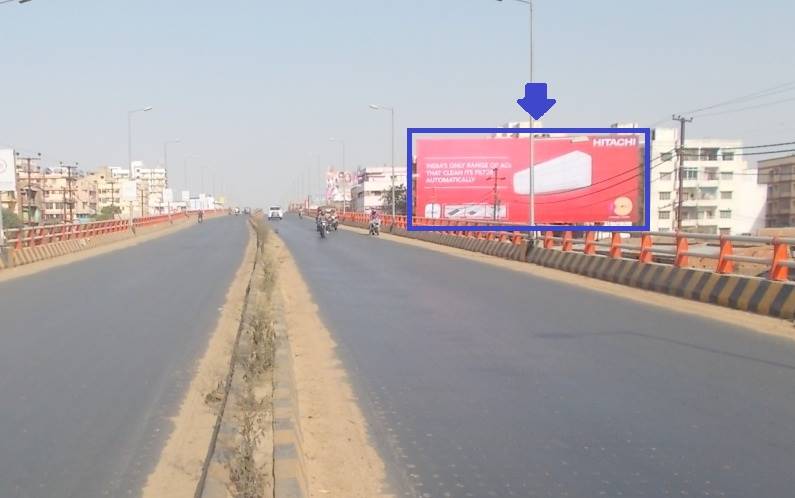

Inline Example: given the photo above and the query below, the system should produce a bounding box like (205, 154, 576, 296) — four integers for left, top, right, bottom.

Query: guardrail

(2, 210, 225, 251)
(334, 212, 795, 282)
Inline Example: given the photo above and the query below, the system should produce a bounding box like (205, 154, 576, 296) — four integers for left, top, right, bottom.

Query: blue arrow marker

(516, 82, 556, 120)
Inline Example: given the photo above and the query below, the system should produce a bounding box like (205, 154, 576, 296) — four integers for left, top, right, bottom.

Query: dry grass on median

(225, 216, 277, 498)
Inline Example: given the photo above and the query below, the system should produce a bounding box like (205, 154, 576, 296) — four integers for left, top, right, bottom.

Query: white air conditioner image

(513, 150, 592, 195)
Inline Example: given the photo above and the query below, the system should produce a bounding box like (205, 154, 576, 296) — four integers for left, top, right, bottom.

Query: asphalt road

(0, 216, 249, 498)
(277, 216, 795, 498)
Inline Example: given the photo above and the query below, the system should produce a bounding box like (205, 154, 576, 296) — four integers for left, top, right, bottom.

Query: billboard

(325, 169, 353, 203)
(120, 180, 137, 202)
(0, 149, 16, 192)
(415, 136, 642, 224)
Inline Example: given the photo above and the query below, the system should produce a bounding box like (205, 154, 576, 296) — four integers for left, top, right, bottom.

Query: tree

(380, 184, 407, 215)
(94, 205, 121, 221)
(2, 208, 23, 229)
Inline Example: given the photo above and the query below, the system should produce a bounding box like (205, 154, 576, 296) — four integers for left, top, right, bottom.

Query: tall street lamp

(128, 106, 152, 225)
(163, 139, 180, 216)
(329, 138, 347, 213)
(369, 104, 396, 219)
(497, 0, 535, 233)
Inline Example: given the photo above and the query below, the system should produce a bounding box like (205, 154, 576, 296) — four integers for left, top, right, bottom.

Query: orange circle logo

(613, 196, 633, 216)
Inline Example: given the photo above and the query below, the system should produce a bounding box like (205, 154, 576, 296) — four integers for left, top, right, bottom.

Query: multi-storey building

(757, 154, 795, 227)
(350, 166, 408, 212)
(132, 162, 167, 214)
(648, 127, 766, 235)
(38, 166, 97, 223)
(86, 166, 124, 217)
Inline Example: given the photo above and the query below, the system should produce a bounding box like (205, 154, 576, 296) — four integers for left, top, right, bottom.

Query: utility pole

(108, 179, 117, 212)
(140, 183, 145, 217)
(672, 115, 693, 232)
(19, 153, 41, 225)
(62, 162, 78, 223)
(487, 167, 506, 221)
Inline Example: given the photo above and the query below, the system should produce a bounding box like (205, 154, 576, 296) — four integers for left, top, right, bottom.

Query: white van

(268, 206, 283, 220)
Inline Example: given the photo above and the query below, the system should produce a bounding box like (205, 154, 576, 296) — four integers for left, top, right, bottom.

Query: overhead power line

(691, 96, 795, 119)
(678, 79, 795, 116)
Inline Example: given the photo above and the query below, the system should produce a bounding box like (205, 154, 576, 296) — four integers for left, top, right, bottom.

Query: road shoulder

(339, 223, 795, 340)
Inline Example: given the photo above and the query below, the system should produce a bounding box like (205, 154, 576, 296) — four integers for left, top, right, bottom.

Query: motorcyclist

(316, 208, 324, 231)
(369, 208, 380, 222)
(198, 210, 204, 223)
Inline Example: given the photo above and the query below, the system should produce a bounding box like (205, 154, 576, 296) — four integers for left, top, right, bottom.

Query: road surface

(0, 216, 249, 498)
(277, 216, 795, 498)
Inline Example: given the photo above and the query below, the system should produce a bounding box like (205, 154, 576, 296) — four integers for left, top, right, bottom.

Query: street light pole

(330, 138, 347, 213)
(497, 0, 535, 234)
(163, 139, 180, 217)
(369, 104, 396, 219)
(127, 106, 152, 228)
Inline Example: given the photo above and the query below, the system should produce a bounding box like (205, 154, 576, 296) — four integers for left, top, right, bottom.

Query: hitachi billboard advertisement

(415, 136, 642, 224)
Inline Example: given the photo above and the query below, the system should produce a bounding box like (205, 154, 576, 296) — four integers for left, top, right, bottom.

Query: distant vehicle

(243, 207, 251, 215)
(234, 207, 241, 215)
(268, 206, 283, 220)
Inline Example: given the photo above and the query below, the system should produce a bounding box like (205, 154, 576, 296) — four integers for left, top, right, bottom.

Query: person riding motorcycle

(198, 210, 204, 223)
(368, 209, 381, 235)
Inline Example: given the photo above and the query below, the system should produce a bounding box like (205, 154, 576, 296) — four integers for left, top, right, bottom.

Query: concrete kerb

(271, 291, 310, 498)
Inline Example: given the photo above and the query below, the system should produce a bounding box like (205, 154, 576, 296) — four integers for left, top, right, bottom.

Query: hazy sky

(1, 0, 792, 206)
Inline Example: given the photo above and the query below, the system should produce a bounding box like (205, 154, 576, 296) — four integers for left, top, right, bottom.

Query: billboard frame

(407, 127, 652, 232)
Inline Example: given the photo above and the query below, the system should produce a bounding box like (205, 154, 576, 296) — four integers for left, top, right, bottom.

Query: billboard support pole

(528, 0, 535, 241)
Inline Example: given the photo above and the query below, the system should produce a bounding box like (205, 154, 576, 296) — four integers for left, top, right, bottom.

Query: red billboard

(415, 136, 642, 224)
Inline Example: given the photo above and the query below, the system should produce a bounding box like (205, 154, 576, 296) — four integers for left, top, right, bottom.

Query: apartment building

(39, 166, 98, 223)
(757, 154, 795, 227)
(648, 127, 765, 235)
(350, 166, 408, 212)
(133, 162, 167, 214)
(86, 166, 124, 217)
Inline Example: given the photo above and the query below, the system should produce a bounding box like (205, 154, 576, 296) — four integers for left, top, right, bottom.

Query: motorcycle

(369, 218, 381, 236)
(198, 212, 204, 224)
(317, 217, 328, 239)
(331, 217, 339, 231)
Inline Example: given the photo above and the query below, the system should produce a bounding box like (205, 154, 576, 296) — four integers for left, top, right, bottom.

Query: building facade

(757, 154, 795, 227)
(350, 166, 408, 212)
(648, 127, 766, 235)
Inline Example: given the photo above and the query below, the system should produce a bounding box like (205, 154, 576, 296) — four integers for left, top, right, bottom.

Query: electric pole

(19, 153, 41, 225)
(487, 167, 506, 221)
(62, 162, 78, 223)
(140, 183, 145, 217)
(108, 179, 117, 209)
(672, 115, 693, 233)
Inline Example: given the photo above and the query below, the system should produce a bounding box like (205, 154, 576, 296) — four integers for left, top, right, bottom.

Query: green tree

(2, 208, 23, 229)
(94, 205, 121, 221)
(380, 184, 407, 215)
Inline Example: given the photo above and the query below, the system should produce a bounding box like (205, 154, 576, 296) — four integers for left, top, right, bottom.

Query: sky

(0, 0, 793, 207)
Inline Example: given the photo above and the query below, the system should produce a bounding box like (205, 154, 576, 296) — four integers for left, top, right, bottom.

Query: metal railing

(335, 212, 795, 282)
(2, 210, 225, 251)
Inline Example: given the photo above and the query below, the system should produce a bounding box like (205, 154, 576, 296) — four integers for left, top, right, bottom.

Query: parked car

(268, 206, 283, 220)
